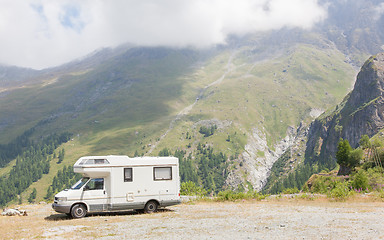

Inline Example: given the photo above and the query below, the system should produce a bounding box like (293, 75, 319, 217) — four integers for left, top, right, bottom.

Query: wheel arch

(146, 199, 160, 206)
(70, 202, 89, 213)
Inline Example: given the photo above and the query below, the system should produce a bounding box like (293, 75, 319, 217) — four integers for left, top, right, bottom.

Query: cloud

(374, 2, 384, 21)
(0, 0, 327, 69)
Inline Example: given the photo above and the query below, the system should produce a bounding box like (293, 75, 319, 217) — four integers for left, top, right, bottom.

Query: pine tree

(58, 148, 65, 163)
(45, 186, 53, 200)
(336, 139, 352, 167)
(28, 188, 37, 203)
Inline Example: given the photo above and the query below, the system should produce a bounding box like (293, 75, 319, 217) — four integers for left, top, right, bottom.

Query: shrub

(295, 193, 317, 201)
(327, 181, 351, 201)
(359, 135, 370, 149)
(301, 184, 309, 192)
(336, 139, 363, 174)
(365, 167, 384, 191)
(180, 181, 207, 196)
(375, 189, 384, 200)
(362, 161, 376, 170)
(217, 190, 246, 201)
(282, 188, 299, 194)
(310, 175, 341, 194)
(351, 169, 370, 192)
(349, 149, 363, 168)
(247, 191, 269, 201)
(216, 190, 269, 201)
(311, 176, 328, 193)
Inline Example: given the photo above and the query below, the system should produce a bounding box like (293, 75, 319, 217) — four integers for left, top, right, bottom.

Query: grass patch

(215, 190, 269, 201)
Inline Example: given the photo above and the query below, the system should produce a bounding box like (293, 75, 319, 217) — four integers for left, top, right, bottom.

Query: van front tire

(71, 204, 87, 218)
(144, 201, 158, 213)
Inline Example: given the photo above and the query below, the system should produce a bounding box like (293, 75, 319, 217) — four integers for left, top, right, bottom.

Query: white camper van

(52, 155, 181, 218)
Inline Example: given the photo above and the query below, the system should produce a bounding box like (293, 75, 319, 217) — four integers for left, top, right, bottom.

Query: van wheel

(71, 204, 87, 218)
(144, 201, 158, 213)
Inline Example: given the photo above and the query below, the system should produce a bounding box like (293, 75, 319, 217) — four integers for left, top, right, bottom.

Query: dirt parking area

(1, 199, 384, 239)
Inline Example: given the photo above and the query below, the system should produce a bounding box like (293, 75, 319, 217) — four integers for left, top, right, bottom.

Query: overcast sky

(0, 0, 328, 70)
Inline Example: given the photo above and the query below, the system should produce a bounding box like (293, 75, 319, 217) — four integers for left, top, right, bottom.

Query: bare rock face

(241, 128, 292, 191)
(348, 53, 384, 107)
(305, 53, 384, 167)
(226, 125, 305, 192)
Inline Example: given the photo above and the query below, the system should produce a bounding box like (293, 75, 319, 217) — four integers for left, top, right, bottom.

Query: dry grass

(1, 197, 384, 239)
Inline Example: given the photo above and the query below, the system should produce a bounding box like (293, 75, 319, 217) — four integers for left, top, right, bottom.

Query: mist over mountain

(0, 65, 39, 86)
(319, 0, 384, 59)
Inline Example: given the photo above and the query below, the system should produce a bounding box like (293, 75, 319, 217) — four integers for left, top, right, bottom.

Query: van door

(154, 167, 174, 201)
(81, 178, 108, 212)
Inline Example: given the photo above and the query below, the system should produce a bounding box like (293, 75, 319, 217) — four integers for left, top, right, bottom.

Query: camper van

(52, 155, 181, 218)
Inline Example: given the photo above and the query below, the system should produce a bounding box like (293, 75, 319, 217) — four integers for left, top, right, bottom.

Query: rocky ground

(1, 197, 384, 239)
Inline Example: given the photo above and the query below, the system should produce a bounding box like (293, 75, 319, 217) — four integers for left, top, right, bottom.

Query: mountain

(1, 0, 384, 203)
(319, 0, 384, 64)
(0, 47, 202, 142)
(305, 53, 384, 170)
(261, 52, 384, 194)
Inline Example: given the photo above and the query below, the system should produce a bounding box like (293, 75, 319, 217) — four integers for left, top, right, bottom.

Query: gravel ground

(1, 199, 384, 239)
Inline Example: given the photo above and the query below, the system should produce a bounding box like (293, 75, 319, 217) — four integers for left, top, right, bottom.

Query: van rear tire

(71, 204, 87, 218)
(144, 201, 158, 213)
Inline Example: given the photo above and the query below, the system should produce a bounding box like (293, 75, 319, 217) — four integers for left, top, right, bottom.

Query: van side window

(154, 167, 172, 180)
(86, 178, 104, 190)
(124, 168, 133, 182)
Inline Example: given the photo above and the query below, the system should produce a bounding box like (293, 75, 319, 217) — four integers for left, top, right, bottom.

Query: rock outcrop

(227, 124, 307, 191)
(305, 53, 384, 168)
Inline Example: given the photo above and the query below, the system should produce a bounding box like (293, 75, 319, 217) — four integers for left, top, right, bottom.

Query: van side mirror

(83, 185, 89, 191)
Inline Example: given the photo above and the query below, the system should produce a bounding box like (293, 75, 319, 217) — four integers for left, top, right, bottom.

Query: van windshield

(71, 177, 90, 190)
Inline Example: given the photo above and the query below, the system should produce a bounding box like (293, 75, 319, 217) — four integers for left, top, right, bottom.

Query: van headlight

(56, 197, 67, 202)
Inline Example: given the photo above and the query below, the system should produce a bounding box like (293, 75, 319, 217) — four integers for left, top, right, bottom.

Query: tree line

(0, 128, 35, 168)
(199, 125, 217, 137)
(45, 165, 81, 200)
(264, 163, 314, 194)
(0, 132, 71, 207)
(159, 144, 228, 193)
(263, 135, 384, 194)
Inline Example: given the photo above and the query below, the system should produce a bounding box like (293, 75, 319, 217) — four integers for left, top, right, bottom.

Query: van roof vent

(79, 159, 110, 165)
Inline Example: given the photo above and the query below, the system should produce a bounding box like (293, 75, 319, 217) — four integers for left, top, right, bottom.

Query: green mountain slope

(1, 0, 384, 204)
(0, 47, 200, 144)
(151, 39, 356, 191)
(0, 38, 356, 202)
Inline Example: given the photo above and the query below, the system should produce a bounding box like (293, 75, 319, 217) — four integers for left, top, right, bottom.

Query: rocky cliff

(305, 53, 384, 168)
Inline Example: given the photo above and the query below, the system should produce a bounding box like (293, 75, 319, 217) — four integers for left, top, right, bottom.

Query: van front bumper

(52, 202, 71, 214)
